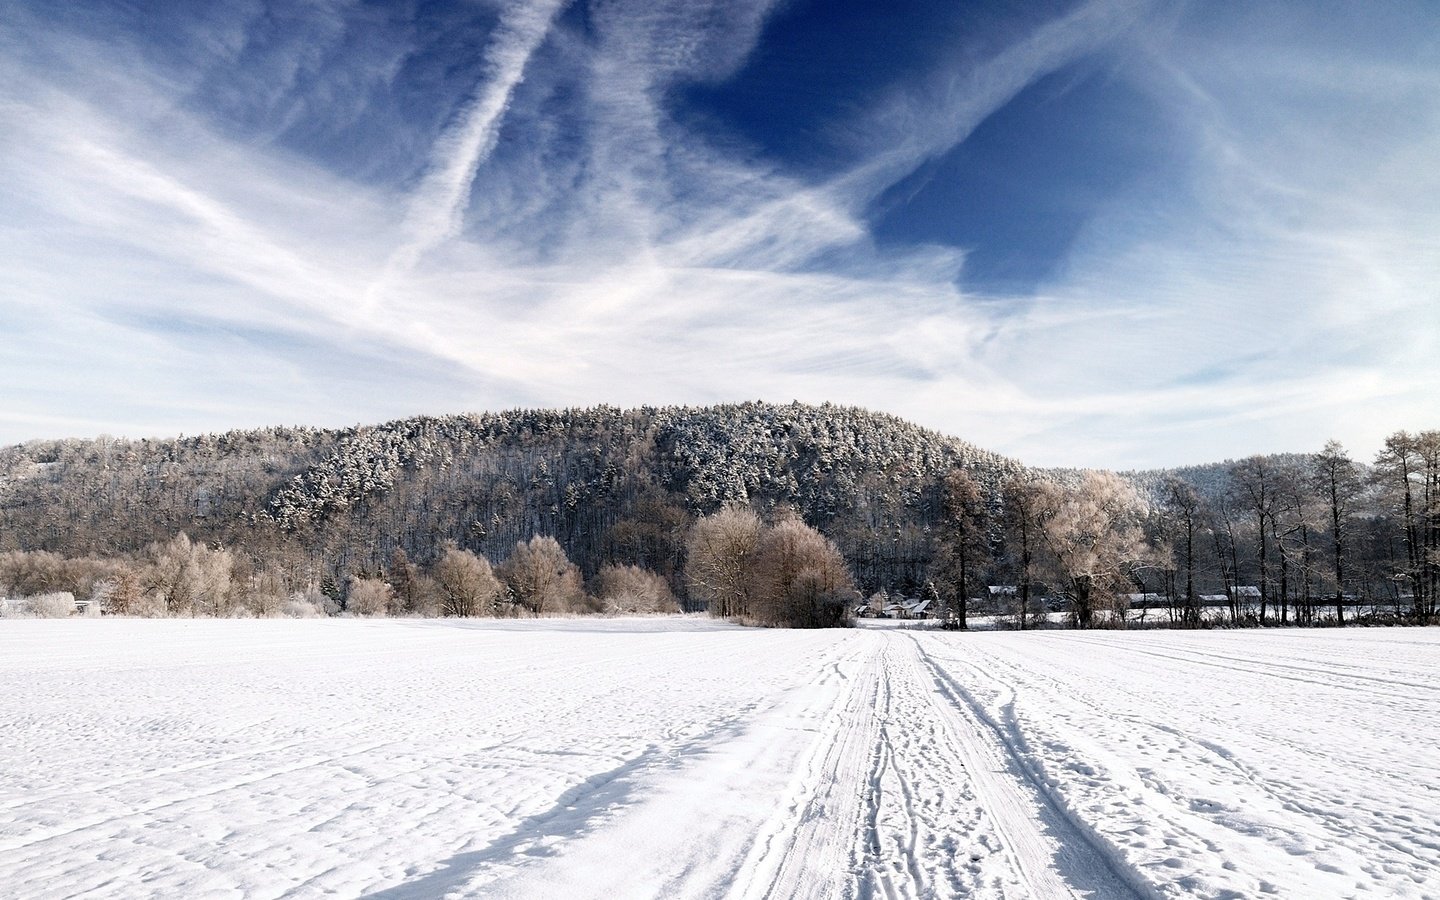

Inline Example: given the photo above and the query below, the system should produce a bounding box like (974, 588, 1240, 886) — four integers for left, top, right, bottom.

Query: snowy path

(1, 620, 1436, 898)
(922, 629, 1440, 899)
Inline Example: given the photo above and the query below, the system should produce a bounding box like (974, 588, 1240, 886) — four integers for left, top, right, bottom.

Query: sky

(1, 0, 1437, 469)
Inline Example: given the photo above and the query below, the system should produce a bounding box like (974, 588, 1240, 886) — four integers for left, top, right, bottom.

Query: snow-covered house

(884, 597, 934, 620)
(1196, 588, 1262, 609)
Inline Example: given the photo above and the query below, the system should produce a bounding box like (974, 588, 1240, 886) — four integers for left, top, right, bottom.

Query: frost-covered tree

(144, 533, 234, 617)
(433, 545, 502, 617)
(750, 516, 855, 628)
(90, 565, 143, 616)
(1035, 472, 1149, 629)
(686, 507, 764, 619)
(346, 576, 394, 617)
(498, 536, 586, 615)
(590, 564, 679, 614)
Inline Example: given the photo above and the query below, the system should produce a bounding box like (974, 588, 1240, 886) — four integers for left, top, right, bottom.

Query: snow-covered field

(2, 619, 1436, 899)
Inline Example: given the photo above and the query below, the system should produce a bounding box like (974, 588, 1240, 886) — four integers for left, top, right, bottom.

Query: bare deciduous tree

(935, 469, 987, 629)
(433, 545, 502, 617)
(1230, 456, 1280, 622)
(1311, 440, 1361, 625)
(686, 507, 763, 619)
(1373, 431, 1440, 620)
(1159, 476, 1203, 627)
(498, 536, 586, 615)
(750, 516, 855, 628)
(1035, 472, 1149, 629)
(591, 564, 679, 614)
(346, 576, 394, 617)
(387, 547, 422, 614)
(245, 569, 288, 618)
(1001, 477, 1045, 630)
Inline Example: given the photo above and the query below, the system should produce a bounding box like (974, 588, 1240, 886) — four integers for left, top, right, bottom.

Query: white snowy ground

(1, 619, 1436, 899)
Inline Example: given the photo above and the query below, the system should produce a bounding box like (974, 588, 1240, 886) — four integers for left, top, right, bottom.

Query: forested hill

(0, 402, 1024, 594)
(1121, 453, 1320, 504)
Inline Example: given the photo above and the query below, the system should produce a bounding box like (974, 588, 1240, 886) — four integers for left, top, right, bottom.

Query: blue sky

(1, 0, 1437, 468)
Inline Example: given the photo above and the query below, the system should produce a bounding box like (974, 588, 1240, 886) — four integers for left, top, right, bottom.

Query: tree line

(0, 403, 1017, 608)
(0, 533, 680, 619)
(0, 403, 1434, 629)
(932, 432, 1439, 629)
(0, 508, 856, 628)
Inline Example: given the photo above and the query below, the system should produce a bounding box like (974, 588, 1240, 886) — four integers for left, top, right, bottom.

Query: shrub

(29, 592, 78, 618)
(591, 565, 679, 614)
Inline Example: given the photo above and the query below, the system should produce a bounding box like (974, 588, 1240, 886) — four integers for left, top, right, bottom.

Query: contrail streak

(368, 0, 568, 307)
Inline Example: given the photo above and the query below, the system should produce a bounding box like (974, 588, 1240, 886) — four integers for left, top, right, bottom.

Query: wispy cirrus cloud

(0, 0, 1436, 468)
(370, 0, 569, 305)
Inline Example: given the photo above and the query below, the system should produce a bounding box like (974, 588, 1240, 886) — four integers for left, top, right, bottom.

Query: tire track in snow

(1052, 634, 1434, 702)
(853, 635, 995, 900)
(903, 633, 1150, 900)
(734, 631, 1147, 899)
(942, 634, 1439, 894)
(380, 635, 876, 900)
(726, 637, 880, 900)
(857, 642, 905, 900)
(729, 629, 1146, 899)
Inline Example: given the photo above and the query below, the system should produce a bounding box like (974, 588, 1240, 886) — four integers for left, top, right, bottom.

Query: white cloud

(370, 0, 569, 304)
(0, 1, 1435, 470)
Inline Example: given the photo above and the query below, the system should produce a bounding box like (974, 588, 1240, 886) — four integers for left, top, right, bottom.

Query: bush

(591, 565, 679, 614)
(27, 592, 78, 618)
(89, 569, 142, 615)
(281, 591, 327, 618)
(131, 593, 169, 618)
(346, 576, 394, 617)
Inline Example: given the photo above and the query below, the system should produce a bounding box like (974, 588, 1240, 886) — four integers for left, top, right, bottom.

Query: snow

(1, 619, 1436, 898)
